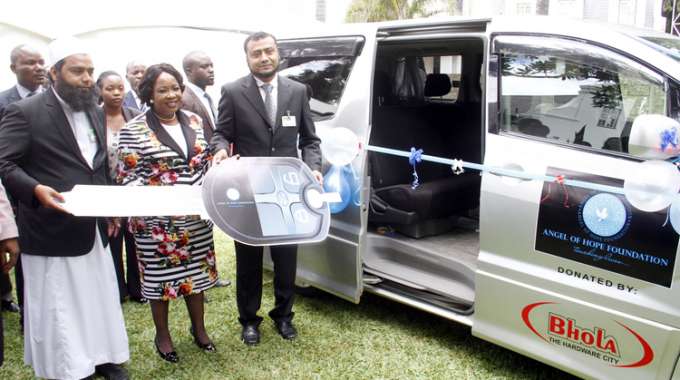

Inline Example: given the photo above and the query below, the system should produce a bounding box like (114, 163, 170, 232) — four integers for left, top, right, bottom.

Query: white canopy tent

(0, 0, 324, 97)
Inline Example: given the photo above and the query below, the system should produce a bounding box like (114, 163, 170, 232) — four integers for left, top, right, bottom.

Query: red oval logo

(521, 302, 654, 368)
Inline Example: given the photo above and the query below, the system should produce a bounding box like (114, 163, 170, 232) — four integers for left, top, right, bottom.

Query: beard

(55, 75, 97, 111)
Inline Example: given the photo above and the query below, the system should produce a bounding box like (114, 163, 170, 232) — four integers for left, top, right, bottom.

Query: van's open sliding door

(263, 32, 375, 303)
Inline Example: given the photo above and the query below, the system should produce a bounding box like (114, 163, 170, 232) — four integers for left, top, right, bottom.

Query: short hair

(10, 44, 29, 65)
(182, 51, 207, 74)
(137, 63, 185, 107)
(243, 31, 277, 53)
(96, 70, 122, 89)
(126, 60, 144, 74)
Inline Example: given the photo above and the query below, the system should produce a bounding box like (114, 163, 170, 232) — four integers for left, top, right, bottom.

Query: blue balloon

(323, 165, 351, 214)
(342, 165, 362, 206)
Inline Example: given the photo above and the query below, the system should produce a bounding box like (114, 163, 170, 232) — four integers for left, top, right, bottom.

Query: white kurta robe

(22, 92, 129, 379)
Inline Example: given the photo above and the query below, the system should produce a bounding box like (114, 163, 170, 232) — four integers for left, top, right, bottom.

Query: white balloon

(623, 160, 680, 212)
(669, 196, 680, 235)
(628, 114, 680, 159)
(320, 127, 361, 167)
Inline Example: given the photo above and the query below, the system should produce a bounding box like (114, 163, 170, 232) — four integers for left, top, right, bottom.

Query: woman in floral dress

(116, 63, 217, 363)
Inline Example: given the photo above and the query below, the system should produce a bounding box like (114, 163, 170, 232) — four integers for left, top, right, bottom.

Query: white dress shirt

(16, 83, 43, 99)
(52, 88, 98, 168)
(254, 74, 278, 110)
(161, 122, 188, 157)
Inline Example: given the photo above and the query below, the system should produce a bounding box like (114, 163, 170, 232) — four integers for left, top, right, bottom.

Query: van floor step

(364, 228, 478, 305)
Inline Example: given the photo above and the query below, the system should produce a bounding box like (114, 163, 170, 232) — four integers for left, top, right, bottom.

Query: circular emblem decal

(581, 193, 627, 237)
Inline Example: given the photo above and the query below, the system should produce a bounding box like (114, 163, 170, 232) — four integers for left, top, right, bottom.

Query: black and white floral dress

(116, 110, 217, 300)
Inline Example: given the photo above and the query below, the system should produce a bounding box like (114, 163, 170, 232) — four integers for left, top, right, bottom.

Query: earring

(150, 100, 154, 104)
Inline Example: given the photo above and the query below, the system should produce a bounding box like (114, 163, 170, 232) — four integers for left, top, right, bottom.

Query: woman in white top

(116, 64, 218, 363)
(97, 70, 146, 305)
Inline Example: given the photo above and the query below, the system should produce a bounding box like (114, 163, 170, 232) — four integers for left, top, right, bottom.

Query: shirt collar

(16, 84, 42, 99)
(254, 74, 278, 90)
(186, 81, 206, 97)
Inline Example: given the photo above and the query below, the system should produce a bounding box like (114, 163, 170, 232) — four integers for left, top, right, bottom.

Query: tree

(345, 0, 434, 23)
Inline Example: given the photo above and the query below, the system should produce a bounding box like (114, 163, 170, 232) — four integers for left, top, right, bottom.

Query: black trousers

(235, 241, 297, 326)
(110, 220, 142, 301)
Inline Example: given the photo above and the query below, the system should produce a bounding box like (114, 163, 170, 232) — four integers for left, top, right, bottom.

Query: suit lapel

(45, 90, 92, 170)
(241, 75, 274, 129)
(146, 111, 190, 161)
(275, 77, 292, 134)
(9, 87, 21, 103)
(187, 88, 215, 130)
(178, 111, 197, 162)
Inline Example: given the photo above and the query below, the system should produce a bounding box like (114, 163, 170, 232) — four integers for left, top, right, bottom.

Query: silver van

(268, 16, 680, 379)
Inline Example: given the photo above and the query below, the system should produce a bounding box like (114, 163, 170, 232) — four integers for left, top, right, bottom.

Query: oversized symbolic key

(202, 157, 331, 246)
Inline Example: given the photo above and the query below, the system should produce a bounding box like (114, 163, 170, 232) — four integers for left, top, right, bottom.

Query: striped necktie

(261, 83, 276, 128)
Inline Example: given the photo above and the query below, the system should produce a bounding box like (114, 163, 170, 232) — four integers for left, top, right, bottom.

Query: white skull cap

(48, 36, 90, 67)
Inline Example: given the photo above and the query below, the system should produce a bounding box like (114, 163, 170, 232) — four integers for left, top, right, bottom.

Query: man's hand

(108, 218, 121, 238)
(212, 149, 229, 165)
(34, 184, 68, 213)
(312, 170, 324, 186)
(0, 238, 19, 273)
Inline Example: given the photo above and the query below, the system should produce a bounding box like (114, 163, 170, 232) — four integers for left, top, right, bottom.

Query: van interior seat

(369, 72, 481, 238)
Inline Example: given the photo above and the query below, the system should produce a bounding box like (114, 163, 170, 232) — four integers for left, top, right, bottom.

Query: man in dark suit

(182, 51, 217, 143)
(0, 44, 46, 319)
(122, 60, 146, 111)
(212, 31, 322, 346)
(0, 37, 129, 380)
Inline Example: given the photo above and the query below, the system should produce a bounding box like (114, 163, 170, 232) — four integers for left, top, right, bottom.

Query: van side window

(278, 37, 364, 120)
(496, 36, 666, 155)
(423, 55, 462, 102)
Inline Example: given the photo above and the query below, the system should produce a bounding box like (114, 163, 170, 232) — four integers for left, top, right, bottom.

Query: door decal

(535, 167, 678, 287)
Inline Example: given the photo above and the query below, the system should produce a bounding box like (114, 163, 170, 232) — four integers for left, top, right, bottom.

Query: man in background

(122, 60, 146, 111)
(0, 44, 46, 323)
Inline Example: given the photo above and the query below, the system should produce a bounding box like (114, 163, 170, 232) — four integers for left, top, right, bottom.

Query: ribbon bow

(409, 147, 423, 189)
(660, 127, 678, 152)
(451, 159, 465, 175)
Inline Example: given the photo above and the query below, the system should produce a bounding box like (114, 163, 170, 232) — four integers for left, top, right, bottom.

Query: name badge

(282, 113, 296, 127)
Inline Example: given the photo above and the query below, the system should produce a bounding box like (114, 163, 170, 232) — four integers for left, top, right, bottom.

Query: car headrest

(424, 74, 451, 97)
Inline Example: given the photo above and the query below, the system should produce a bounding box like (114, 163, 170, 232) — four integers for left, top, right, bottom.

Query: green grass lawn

(0, 231, 576, 379)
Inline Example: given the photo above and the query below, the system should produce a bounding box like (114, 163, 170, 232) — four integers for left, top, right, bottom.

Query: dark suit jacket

(123, 90, 142, 111)
(211, 74, 321, 171)
(182, 86, 215, 143)
(0, 90, 110, 257)
(0, 86, 21, 120)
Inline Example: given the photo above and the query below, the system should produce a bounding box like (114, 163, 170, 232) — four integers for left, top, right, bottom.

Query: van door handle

(487, 163, 532, 184)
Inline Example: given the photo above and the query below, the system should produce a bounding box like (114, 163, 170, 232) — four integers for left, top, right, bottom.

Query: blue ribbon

(409, 147, 423, 189)
(660, 127, 678, 152)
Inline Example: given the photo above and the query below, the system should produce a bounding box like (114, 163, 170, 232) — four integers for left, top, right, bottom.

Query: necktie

(261, 83, 276, 128)
(204, 92, 217, 121)
(26, 91, 36, 98)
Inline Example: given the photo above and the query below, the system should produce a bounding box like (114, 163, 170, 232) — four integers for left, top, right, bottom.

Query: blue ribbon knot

(409, 147, 423, 189)
(660, 127, 678, 152)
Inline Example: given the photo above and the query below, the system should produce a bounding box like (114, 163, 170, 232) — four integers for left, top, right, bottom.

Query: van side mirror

(628, 114, 680, 159)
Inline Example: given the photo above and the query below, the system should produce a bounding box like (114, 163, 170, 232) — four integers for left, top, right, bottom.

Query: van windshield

(639, 36, 680, 61)
(278, 37, 364, 120)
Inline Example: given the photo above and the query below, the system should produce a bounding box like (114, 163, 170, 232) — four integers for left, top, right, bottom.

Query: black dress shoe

(94, 363, 129, 380)
(190, 326, 216, 352)
(275, 320, 297, 340)
(154, 338, 179, 363)
(241, 324, 260, 346)
(1, 300, 20, 313)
